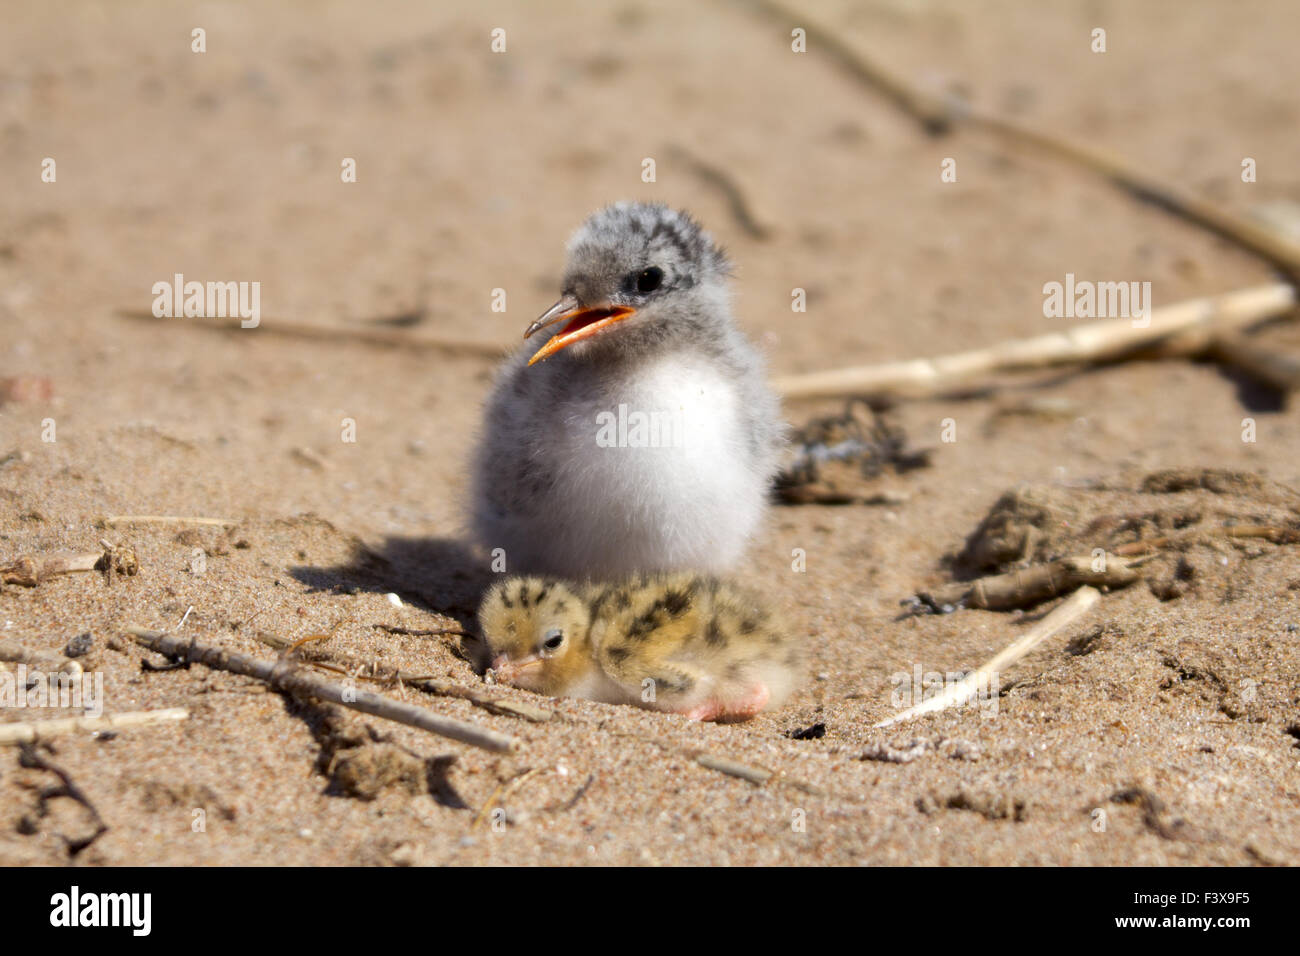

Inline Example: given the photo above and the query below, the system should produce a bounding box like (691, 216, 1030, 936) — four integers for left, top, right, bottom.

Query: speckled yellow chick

(478, 574, 802, 721)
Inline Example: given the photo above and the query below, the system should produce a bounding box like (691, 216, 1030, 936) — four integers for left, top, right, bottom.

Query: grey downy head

(523, 202, 734, 366)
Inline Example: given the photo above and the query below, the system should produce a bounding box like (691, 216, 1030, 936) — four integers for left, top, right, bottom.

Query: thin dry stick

(668, 144, 773, 240)
(372, 624, 469, 638)
(1111, 524, 1300, 556)
(774, 283, 1296, 400)
(545, 773, 596, 813)
(691, 750, 825, 796)
(102, 515, 236, 528)
(405, 676, 555, 723)
(745, 0, 1300, 282)
(918, 553, 1139, 612)
(875, 586, 1100, 728)
(748, 0, 954, 134)
(967, 110, 1300, 283)
(115, 309, 506, 357)
(259, 628, 552, 724)
(0, 708, 189, 745)
(693, 752, 773, 785)
(0, 637, 81, 675)
(1, 551, 103, 586)
(609, 729, 826, 796)
(294, 657, 556, 724)
(1, 541, 139, 588)
(127, 627, 516, 753)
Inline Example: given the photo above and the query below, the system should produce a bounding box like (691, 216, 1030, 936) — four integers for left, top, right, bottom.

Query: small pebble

(64, 632, 94, 658)
(386, 592, 403, 608)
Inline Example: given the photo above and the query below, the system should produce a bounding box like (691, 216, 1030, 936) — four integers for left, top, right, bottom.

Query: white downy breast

(547, 353, 765, 573)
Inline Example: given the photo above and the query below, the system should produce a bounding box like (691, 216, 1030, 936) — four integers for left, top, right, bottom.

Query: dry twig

(127, 627, 516, 753)
(405, 676, 555, 723)
(1, 551, 100, 585)
(915, 553, 1139, 612)
(260, 632, 555, 724)
(0, 708, 189, 746)
(1111, 524, 1300, 556)
(693, 751, 827, 796)
(115, 309, 506, 357)
(876, 586, 1100, 728)
(693, 752, 773, 785)
(774, 283, 1296, 400)
(747, 0, 953, 133)
(1, 542, 137, 587)
(0, 638, 82, 676)
(668, 144, 773, 240)
(102, 514, 236, 528)
(372, 624, 470, 638)
(745, 0, 1300, 282)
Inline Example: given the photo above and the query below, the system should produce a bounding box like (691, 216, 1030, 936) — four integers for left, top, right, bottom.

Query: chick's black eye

(636, 267, 663, 294)
(542, 628, 564, 652)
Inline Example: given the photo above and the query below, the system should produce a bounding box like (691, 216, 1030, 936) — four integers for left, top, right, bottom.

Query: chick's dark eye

(636, 267, 664, 294)
(542, 628, 564, 652)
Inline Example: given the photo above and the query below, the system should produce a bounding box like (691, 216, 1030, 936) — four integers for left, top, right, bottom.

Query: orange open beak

(523, 294, 636, 366)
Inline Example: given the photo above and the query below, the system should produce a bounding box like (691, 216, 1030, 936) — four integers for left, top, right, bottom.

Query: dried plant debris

(787, 721, 826, 740)
(910, 553, 1139, 613)
(0, 709, 188, 746)
(776, 400, 930, 504)
(961, 469, 1300, 571)
(1, 542, 138, 588)
(912, 468, 1300, 612)
(746, 2, 1300, 286)
(257, 627, 552, 724)
(16, 744, 109, 856)
(886, 587, 1100, 725)
(667, 144, 773, 240)
(918, 787, 1027, 822)
(983, 396, 1081, 435)
(128, 627, 517, 753)
(860, 736, 982, 764)
(329, 744, 429, 801)
(63, 633, 95, 659)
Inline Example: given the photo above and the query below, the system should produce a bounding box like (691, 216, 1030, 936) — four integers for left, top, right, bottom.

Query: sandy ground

(1, 0, 1298, 866)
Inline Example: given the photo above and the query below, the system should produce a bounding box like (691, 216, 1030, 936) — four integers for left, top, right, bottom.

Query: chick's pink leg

(681, 683, 770, 722)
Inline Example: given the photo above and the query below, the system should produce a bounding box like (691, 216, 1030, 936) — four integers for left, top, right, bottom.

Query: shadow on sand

(289, 534, 494, 629)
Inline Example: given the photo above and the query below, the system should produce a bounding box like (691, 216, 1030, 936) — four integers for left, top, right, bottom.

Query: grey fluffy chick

(471, 202, 784, 579)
